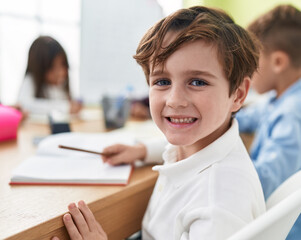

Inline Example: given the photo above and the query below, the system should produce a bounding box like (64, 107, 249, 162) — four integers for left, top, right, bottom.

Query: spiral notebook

(10, 132, 135, 186)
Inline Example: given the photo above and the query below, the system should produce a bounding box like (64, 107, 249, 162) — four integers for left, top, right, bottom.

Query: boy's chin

(165, 136, 192, 146)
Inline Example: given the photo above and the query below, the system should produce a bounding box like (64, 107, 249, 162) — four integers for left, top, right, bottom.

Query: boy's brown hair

(248, 4, 301, 68)
(133, 6, 260, 95)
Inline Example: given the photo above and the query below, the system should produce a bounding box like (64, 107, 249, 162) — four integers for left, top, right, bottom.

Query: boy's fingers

(68, 203, 90, 235)
(102, 144, 125, 155)
(62, 213, 82, 240)
(97, 222, 108, 239)
(78, 200, 98, 232)
(102, 145, 128, 165)
(101, 145, 123, 162)
(106, 155, 126, 165)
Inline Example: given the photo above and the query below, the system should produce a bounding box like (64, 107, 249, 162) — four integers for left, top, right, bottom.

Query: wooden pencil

(58, 145, 112, 156)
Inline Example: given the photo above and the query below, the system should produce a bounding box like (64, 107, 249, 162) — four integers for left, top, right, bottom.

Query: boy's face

(149, 38, 243, 155)
(251, 51, 276, 94)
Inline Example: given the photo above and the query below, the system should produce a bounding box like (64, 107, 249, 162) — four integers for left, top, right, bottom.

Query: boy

(53, 6, 265, 240)
(236, 5, 301, 240)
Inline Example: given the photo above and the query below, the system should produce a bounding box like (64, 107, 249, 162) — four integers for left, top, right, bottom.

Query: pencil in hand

(58, 145, 112, 156)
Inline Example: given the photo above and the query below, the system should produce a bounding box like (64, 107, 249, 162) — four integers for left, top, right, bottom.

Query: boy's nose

(166, 87, 188, 108)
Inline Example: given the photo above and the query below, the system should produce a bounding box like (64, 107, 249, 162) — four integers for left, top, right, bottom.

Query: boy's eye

(155, 79, 171, 86)
(190, 79, 208, 86)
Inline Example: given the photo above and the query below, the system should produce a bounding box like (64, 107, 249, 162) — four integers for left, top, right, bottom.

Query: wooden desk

(0, 119, 158, 240)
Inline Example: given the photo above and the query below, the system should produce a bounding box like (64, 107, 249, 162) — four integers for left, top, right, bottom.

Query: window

(0, 0, 81, 105)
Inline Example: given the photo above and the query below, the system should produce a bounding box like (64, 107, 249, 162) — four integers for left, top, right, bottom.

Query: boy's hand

(52, 201, 107, 240)
(101, 143, 146, 165)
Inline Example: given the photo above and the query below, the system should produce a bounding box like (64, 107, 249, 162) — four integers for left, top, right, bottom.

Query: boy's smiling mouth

(167, 117, 197, 124)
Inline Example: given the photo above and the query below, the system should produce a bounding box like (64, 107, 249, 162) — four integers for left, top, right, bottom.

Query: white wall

(80, 0, 163, 104)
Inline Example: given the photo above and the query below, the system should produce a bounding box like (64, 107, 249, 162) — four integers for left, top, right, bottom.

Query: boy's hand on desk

(52, 200, 107, 240)
(101, 143, 146, 165)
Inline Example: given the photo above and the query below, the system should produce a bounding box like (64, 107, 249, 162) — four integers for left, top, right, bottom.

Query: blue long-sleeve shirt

(236, 78, 301, 240)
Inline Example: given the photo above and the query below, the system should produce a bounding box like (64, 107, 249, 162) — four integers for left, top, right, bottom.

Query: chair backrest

(227, 183, 301, 240)
(266, 170, 301, 209)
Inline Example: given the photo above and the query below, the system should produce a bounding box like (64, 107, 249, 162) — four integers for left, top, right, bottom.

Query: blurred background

(0, 0, 300, 106)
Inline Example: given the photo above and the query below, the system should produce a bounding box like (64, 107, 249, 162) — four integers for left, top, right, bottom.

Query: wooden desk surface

(0, 119, 158, 240)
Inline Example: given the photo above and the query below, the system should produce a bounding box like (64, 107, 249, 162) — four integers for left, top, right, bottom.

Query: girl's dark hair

(134, 6, 260, 96)
(25, 36, 70, 98)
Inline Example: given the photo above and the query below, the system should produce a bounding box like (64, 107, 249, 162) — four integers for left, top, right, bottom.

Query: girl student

(18, 36, 82, 115)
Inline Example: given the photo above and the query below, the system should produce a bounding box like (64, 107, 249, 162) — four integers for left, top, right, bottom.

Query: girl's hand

(130, 102, 150, 119)
(52, 200, 107, 240)
(101, 143, 146, 165)
(70, 100, 82, 114)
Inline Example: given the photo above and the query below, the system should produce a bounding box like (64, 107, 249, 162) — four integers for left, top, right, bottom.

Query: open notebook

(10, 132, 135, 186)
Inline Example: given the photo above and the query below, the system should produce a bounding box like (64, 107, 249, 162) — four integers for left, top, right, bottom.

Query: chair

(227, 170, 301, 240)
(266, 170, 301, 209)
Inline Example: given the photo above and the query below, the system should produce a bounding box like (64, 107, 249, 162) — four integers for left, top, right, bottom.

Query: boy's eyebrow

(150, 69, 218, 79)
(183, 70, 218, 79)
(150, 70, 164, 77)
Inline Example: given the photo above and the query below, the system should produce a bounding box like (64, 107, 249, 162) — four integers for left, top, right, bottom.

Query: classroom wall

(202, 0, 301, 27)
(80, 0, 163, 105)
(80, 0, 301, 105)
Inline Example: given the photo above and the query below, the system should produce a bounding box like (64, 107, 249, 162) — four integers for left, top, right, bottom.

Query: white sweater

(142, 119, 266, 240)
(18, 75, 70, 114)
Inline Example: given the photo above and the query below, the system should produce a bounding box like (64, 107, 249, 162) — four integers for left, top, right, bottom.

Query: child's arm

(101, 143, 147, 165)
(253, 115, 301, 199)
(70, 100, 83, 114)
(130, 101, 150, 119)
(235, 99, 269, 133)
(52, 201, 107, 240)
(236, 108, 261, 133)
(101, 138, 167, 166)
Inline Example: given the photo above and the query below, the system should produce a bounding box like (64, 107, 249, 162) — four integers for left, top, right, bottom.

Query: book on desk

(10, 131, 135, 186)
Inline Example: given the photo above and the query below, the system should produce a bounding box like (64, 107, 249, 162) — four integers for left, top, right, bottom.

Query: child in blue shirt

(236, 4, 301, 240)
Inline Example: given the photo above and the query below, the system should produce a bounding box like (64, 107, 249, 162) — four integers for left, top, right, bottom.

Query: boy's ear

(271, 51, 290, 73)
(231, 77, 250, 112)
